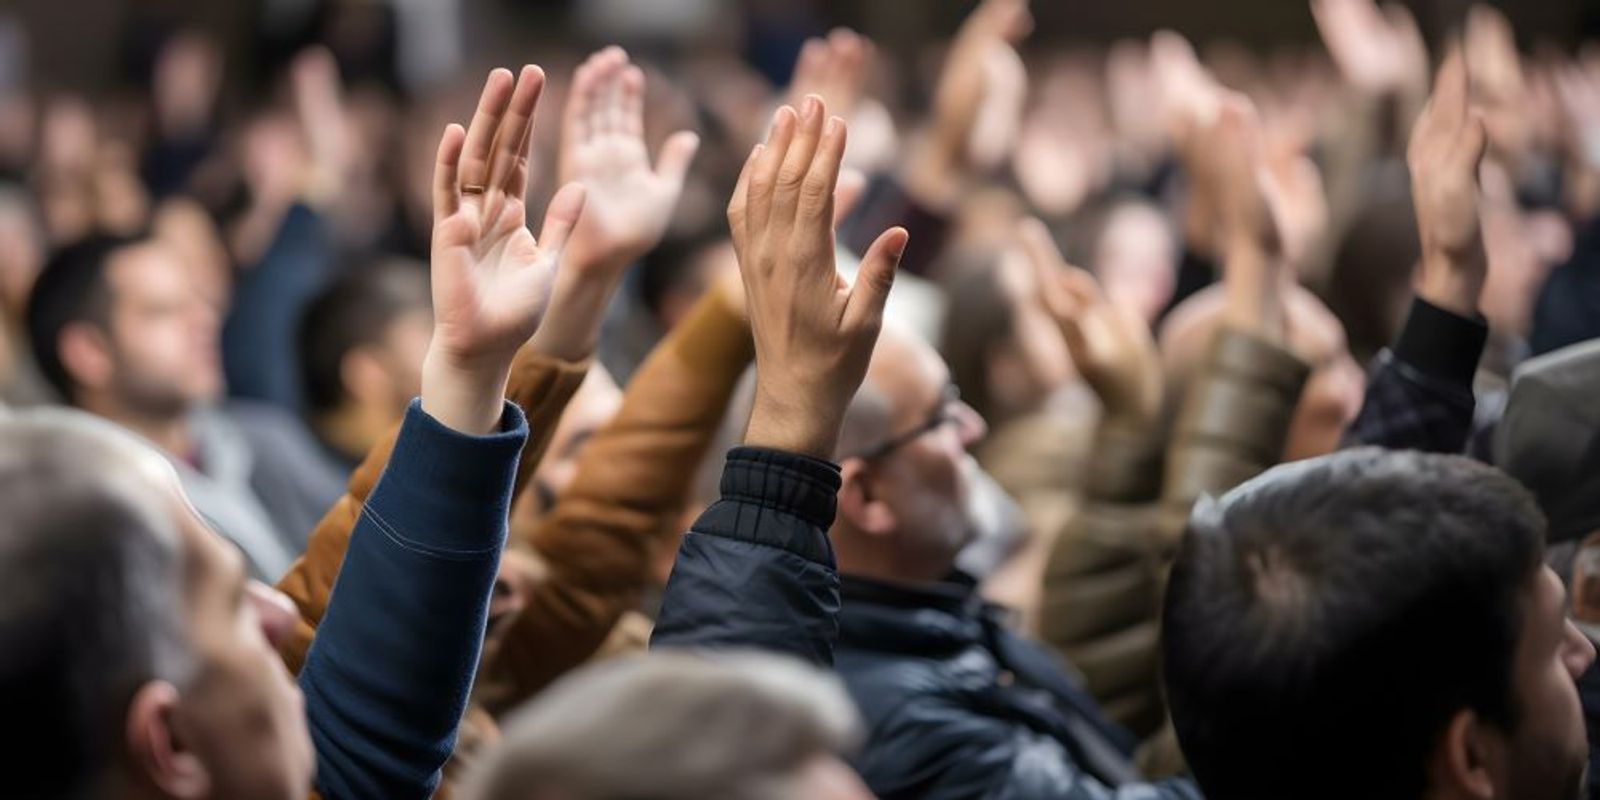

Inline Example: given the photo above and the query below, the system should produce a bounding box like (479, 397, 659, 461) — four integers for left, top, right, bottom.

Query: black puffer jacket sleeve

(650, 446, 843, 666)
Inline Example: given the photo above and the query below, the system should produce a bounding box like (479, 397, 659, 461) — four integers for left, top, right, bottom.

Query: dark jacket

(653, 447, 1200, 800)
(301, 399, 526, 800)
(1343, 297, 1487, 454)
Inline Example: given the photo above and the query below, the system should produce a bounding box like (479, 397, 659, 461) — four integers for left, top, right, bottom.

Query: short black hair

(297, 260, 429, 414)
(25, 235, 144, 402)
(1162, 448, 1545, 800)
(0, 412, 188, 797)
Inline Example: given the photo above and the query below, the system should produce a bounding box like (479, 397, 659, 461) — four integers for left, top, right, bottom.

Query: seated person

(0, 61, 588, 800)
(297, 259, 432, 475)
(651, 96, 1200, 799)
(26, 235, 343, 578)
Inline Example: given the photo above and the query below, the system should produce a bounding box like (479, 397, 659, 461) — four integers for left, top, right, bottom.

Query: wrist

(528, 258, 625, 361)
(1417, 254, 1485, 318)
(420, 347, 512, 436)
(1221, 236, 1285, 343)
(745, 385, 842, 461)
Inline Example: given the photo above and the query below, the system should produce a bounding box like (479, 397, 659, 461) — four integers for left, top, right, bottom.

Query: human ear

(1429, 709, 1499, 800)
(839, 458, 896, 536)
(126, 681, 211, 799)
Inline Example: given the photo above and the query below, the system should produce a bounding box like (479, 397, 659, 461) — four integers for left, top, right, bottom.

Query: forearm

(482, 286, 754, 708)
(302, 400, 527, 800)
(1343, 296, 1486, 453)
(1162, 328, 1310, 538)
(651, 446, 843, 666)
(274, 347, 587, 673)
(221, 202, 334, 408)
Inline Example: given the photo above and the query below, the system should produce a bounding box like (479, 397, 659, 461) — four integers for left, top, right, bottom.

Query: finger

(772, 95, 828, 223)
(506, 101, 537, 203)
(844, 226, 908, 329)
(655, 130, 701, 189)
(488, 65, 545, 196)
(833, 166, 867, 227)
(798, 115, 847, 225)
(459, 68, 516, 200)
(432, 123, 466, 221)
(535, 182, 588, 256)
(620, 65, 645, 137)
(1456, 108, 1488, 174)
(1431, 44, 1470, 131)
(604, 51, 631, 135)
(727, 142, 764, 242)
(747, 106, 798, 234)
(563, 59, 596, 149)
(793, 38, 826, 90)
(1017, 216, 1065, 273)
(587, 48, 623, 136)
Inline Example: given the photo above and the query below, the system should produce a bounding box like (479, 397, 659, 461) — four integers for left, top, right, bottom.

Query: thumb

(845, 226, 908, 329)
(535, 182, 588, 256)
(1456, 109, 1488, 176)
(655, 130, 701, 190)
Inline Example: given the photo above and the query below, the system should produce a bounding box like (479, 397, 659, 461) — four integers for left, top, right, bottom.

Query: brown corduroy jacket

(277, 285, 753, 796)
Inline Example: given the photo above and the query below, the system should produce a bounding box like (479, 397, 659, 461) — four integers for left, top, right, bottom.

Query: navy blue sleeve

(301, 399, 526, 800)
(222, 203, 334, 410)
(651, 446, 843, 666)
(1343, 297, 1488, 454)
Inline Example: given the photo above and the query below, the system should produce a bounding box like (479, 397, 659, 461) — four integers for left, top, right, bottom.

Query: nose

(247, 581, 299, 652)
(1563, 620, 1596, 680)
(954, 400, 987, 447)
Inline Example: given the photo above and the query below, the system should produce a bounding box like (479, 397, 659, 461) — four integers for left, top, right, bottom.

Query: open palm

(558, 47, 698, 273)
(431, 66, 586, 368)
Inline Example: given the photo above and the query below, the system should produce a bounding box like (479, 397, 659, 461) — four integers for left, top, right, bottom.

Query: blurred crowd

(6, 0, 1600, 798)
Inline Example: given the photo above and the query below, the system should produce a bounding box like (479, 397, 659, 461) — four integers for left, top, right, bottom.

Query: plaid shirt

(1343, 298, 1488, 455)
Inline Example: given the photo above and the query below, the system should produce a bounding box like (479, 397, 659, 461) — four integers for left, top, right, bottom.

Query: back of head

(1162, 448, 1544, 800)
(298, 259, 430, 415)
(25, 236, 138, 403)
(0, 408, 187, 798)
(462, 652, 860, 800)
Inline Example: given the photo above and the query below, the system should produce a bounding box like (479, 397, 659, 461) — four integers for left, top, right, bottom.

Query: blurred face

(103, 244, 222, 415)
(1095, 203, 1177, 326)
(1498, 567, 1593, 800)
(372, 309, 433, 412)
(163, 474, 312, 799)
(857, 333, 988, 576)
(526, 365, 623, 517)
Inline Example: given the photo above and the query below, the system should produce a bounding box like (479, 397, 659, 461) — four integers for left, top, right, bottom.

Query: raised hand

(424, 66, 587, 435)
(1407, 48, 1488, 318)
(290, 47, 351, 205)
(905, 0, 1032, 209)
(734, 96, 909, 460)
(1019, 217, 1162, 426)
(788, 29, 873, 120)
(1311, 0, 1428, 98)
(533, 47, 700, 361)
(557, 47, 699, 272)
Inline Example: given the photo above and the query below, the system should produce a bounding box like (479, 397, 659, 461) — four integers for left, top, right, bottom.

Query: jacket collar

(837, 571, 1004, 655)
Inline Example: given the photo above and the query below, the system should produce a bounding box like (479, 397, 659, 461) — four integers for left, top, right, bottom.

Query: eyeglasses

(853, 384, 964, 462)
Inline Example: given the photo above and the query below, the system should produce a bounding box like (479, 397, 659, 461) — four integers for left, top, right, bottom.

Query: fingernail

(824, 116, 841, 138)
(804, 95, 822, 121)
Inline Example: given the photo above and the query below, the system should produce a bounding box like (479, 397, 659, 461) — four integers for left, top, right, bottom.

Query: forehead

(867, 331, 949, 416)
(106, 243, 185, 295)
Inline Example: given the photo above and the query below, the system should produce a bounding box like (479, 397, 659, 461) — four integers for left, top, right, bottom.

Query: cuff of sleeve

(721, 446, 842, 535)
(372, 399, 529, 555)
(1393, 297, 1488, 389)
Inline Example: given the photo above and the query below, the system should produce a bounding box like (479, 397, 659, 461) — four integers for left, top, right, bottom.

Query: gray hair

(0, 407, 191, 798)
(461, 651, 861, 800)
